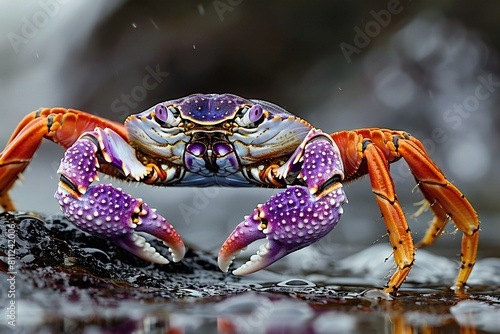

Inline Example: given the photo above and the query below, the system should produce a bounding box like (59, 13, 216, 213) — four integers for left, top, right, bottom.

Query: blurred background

(1, 1, 499, 266)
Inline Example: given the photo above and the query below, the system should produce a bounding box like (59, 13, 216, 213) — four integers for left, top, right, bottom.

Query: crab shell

(124, 93, 314, 187)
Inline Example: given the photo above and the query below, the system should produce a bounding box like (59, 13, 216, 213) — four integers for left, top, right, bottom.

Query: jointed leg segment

(396, 138, 479, 290)
(0, 108, 128, 211)
(333, 129, 479, 293)
(363, 140, 415, 293)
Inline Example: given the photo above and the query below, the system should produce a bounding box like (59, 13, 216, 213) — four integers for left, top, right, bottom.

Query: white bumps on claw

(165, 243, 183, 263)
(232, 242, 271, 275)
(219, 246, 247, 273)
(132, 234, 170, 264)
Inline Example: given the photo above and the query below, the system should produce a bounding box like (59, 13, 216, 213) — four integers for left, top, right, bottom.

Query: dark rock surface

(0, 212, 245, 300)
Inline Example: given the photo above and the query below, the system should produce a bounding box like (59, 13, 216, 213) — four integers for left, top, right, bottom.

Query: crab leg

(333, 129, 479, 292)
(412, 190, 450, 249)
(0, 116, 47, 211)
(362, 141, 415, 293)
(0, 108, 127, 211)
(55, 127, 185, 264)
(219, 130, 347, 274)
(396, 138, 479, 290)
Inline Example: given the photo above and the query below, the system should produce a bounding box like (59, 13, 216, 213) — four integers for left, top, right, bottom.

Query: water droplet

(277, 279, 316, 288)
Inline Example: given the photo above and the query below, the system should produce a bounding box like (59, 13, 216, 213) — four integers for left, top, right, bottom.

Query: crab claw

(55, 183, 185, 264)
(218, 184, 347, 275)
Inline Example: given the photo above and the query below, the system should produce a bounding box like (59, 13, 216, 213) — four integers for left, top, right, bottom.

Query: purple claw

(55, 130, 185, 264)
(56, 184, 185, 264)
(219, 130, 347, 275)
(218, 184, 347, 275)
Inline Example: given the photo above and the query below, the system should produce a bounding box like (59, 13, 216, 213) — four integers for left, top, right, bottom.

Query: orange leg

(363, 141, 415, 293)
(396, 137, 479, 290)
(332, 130, 415, 293)
(0, 108, 128, 211)
(331, 129, 479, 293)
(0, 116, 46, 210)
(412, 194, 450, 249)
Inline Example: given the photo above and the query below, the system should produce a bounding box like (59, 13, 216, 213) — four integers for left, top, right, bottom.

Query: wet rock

(467, 257, 500, 286)
(336, 243, 457, 286)
(0, 211, 244, 301)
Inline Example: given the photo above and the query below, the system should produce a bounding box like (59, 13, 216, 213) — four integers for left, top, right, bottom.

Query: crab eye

(154, 104, 169, 123)
(239, 105, 264, 127)
(154, 105, 179, 127)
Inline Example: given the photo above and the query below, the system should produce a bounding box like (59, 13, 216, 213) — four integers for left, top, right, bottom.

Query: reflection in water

(10, 285, 498, 333)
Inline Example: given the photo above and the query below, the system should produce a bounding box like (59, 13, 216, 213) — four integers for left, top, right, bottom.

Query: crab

(0, 93, 479, 293)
